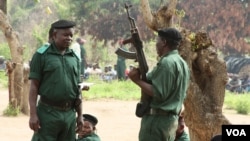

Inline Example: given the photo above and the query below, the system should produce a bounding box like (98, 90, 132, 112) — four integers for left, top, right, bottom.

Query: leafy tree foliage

(3, 0, 250, 57)
(177, 0, 250, 56)
(6, 0, 64, 56)
(71, 0, 162, 45)
(72, 0, 250, 56)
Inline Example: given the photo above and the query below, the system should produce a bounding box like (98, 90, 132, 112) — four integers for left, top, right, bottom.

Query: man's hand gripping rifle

(115, 3, 151, 118)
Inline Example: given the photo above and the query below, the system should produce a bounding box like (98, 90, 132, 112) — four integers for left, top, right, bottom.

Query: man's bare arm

(29, 79, 40, 131)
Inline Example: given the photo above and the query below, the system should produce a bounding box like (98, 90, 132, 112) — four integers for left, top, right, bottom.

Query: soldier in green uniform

(76, 38, 88, 80)
(76, 114, 101, 141)
(116, 39, 127, 81)
(128, 28, 190, 141)
(29, 19, 84, 141)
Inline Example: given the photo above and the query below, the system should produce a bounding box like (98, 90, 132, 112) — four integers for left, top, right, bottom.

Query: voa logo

(226, 129, 246, 136)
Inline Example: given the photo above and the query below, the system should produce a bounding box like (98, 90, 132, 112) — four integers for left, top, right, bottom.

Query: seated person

(76, 114, 101, 141)
(108, 65, 117, 80)
(101, 66, 113, 82)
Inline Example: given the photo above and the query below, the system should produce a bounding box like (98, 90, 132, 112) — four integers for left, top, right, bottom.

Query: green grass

(82, 76, 141, 100)
(1, 71, 250, 115)
(3, 104, 20, 116)
(84, 78, 250, 115)
(224, 90, 250, 115)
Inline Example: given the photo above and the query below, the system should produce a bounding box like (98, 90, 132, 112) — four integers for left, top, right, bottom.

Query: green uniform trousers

(139, 114, 178, 141)
(31, 102, 76, 141)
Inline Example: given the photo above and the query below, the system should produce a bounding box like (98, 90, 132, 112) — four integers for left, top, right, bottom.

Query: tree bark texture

(140, 0, 177, 30)
(5, 61, 16, 107)
(140, 0, 231, 140)
(22, 63, 30, 115)
(180, 30, 231, 140)
(0, 9, 29, 114)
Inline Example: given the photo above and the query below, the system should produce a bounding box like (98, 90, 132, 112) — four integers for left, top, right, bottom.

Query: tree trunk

(140, 0, 177, 30)
(179, 30, 231, 140)
(22, 63, 30, 114)
(140, 0, 231, 140)
(0, 9, 29, 115)
(0, 0, 7, 14)
(5, 61, 16, 107)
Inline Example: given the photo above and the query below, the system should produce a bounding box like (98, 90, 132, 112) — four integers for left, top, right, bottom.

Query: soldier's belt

(40, 96, 74, 111)
(147, 108, 177, 116)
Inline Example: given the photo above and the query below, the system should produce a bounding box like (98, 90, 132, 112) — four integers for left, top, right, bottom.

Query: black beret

(158, 28, 182, 42)
(48, 27, 54, 37)
(51, 19, 76, 29)
(83, 114, 98, 126)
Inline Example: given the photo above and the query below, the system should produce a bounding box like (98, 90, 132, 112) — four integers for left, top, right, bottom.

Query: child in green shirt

(77, 114, 101, 141)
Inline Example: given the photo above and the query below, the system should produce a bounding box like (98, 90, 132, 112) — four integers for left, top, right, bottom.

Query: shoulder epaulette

(36, 43, 50, 54)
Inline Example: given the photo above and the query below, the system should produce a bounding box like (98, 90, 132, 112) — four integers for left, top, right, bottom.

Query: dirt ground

(1, 88, 250, 141)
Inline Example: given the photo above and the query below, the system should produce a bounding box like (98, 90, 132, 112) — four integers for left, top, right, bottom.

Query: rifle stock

(115, 3, 152, 118)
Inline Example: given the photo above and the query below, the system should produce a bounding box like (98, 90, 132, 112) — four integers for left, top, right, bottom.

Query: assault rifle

(115, 3, 151, 118)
